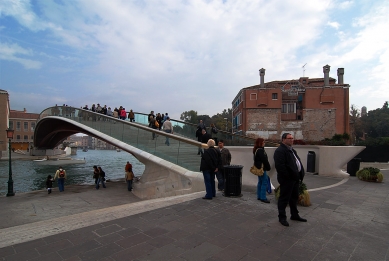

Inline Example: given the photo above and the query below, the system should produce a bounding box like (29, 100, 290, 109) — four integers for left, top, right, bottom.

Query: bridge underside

(35, 118, 105, 149)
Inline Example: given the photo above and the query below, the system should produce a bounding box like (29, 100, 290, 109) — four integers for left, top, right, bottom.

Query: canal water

(0, 150, 145, 196)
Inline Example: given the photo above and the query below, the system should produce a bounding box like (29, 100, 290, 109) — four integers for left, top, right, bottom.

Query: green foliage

(275, 182, 308, 200)
(180, 110, 198, 124)
(356, 137, 389, 146)
(356, 167, 384, 182)
(180, 108, 232, 132)
(332, 134, 344, 141)
(298, 181, 307, 195)
(361, 101, 389, 138)
(318, 132, 350, 145)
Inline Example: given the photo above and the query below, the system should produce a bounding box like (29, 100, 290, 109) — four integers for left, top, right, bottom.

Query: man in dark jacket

(216, 139, 231, 191)
(200, 139, 221, 199)
(195, 127, 203, 155)
(274, 133, 306, 227)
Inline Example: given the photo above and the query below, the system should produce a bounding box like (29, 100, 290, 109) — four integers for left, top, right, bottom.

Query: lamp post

(224, 118, 228, 132)
(6, 128, 15, 197)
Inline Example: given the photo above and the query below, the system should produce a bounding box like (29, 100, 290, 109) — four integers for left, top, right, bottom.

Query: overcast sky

(1, 0, 388, 119)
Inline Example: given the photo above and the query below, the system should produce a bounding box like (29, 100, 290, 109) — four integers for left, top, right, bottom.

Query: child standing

(125, 161, 134, 191)
(46, 175, 53, 194)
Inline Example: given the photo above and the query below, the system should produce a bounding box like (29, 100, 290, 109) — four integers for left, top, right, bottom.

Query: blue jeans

(96, 178, 106, 189)
(256, 171, 268, 200)
(58, 178, 65, 192)
(165, 130, 171, 145)
(127, 180, 133, 191)
(203, 170, 216, 198)
(215, 170, 224, 190)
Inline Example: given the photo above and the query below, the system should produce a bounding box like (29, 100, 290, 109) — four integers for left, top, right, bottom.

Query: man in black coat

(196, 127, 203, 155)
(274, 133, 307, 227)
(200, 139, 221, 199)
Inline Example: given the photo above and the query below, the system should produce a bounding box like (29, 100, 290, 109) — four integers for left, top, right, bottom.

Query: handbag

(250, 164, 264, 176)
(250, 148, 264, 176)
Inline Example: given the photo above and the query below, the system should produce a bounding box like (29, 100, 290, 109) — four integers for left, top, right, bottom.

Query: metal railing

(38, 106, 278, 171)
(38, 106, 203, 171)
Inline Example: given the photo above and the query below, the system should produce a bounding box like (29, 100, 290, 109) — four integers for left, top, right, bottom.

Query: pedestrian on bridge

(162, 117, 173, 146)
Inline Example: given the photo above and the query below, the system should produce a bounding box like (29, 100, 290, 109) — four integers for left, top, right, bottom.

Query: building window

(250, 93, 257, 100)
(282, 103, 296, 113)
(288, 103, 295, 113)
(234, 96, 241, 108)
(233, 113, 242, 128)
(16, 135, 21, 140)
(24, 122, 28, 131)
(9, 121, 14, 130)
(24, 135, 28, 140)
(31, 122, 36, 131)
(31, 135, 34, 140)
(16, 122, 21, 131)
(272, 93, 278, 100)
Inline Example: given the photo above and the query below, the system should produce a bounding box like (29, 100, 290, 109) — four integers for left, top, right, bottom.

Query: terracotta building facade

(232, 65, 350, 142)
(0, 89, 11, 154)
(8, 109, 40, 151)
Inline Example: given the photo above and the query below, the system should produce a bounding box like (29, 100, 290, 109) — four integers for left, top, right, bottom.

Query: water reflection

(0, 150, 144, 195)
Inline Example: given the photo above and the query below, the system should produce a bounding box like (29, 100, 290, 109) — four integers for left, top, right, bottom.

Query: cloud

(338, 1, 354, 9)
(327, 21, 340, 29)
(2, 0, 388, 117)
(0, 42, 41, 69)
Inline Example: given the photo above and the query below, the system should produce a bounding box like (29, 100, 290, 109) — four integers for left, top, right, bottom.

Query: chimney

(337, 68, 344, 84)
(24, 108, 27, 112)
(323, 65, 330, 87)
(259, 68, 266, 88)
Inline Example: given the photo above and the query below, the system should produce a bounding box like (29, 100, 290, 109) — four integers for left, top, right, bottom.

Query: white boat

(116, 149, 121, 152)
(33, 157, 86, 165)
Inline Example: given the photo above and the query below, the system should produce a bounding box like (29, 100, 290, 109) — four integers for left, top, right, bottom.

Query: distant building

(232, 65, 350, 141)
(0, 89, 11, 156)
(9, 109, 40, 151)
(361, 106, 367, 117)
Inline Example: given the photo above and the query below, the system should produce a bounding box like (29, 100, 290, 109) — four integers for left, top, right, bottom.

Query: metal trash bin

(223, 165, 243, 197)
(347, 158, 361, 176)
(307, 151, 316, 173)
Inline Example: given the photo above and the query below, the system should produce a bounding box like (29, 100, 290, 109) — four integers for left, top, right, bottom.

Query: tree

(361, 101, 389, 138)
(179, 108, 233, 132)
(180, 110, 198, 124)
(349, 104, 364, 140)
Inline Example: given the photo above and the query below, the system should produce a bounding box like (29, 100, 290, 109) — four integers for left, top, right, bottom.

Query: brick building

(232, 65, 350, 142)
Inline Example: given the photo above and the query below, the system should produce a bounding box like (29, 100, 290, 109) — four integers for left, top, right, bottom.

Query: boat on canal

(33, 157, 86, 165)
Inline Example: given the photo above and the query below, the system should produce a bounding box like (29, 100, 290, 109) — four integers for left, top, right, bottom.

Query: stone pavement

(0, 167, 388, 261)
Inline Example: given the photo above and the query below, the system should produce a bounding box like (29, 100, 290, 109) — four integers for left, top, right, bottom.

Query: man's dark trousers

(277, 180, 299, 221)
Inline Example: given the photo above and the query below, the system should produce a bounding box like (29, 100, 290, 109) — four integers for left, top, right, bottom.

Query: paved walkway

(0, 168, 388, 260)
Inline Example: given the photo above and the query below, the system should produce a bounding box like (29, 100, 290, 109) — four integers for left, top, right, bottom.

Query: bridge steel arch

(34, 116, 204, 200)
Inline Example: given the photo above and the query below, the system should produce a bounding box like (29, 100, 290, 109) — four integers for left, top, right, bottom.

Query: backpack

(59, 170, 65, 178)
(155, 121, 160, 128)
(212, 127, 218, 134)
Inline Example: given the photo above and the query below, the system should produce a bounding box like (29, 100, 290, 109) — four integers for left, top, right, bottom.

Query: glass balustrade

(133, 112, 274, 146)
(38, 106, 202, 172)
(38, 106, 277, 172)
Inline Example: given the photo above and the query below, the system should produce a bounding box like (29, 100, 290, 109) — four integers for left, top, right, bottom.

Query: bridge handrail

(39, 106, 277, 146)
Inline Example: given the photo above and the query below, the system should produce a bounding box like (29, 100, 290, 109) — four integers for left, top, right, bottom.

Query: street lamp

(6, 128, 15, 197)
(224, 118, 228, 132)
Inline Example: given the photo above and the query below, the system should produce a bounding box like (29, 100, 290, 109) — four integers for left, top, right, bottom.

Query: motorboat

(33, 157, 86, 165)
(116, 149, 121, 152)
